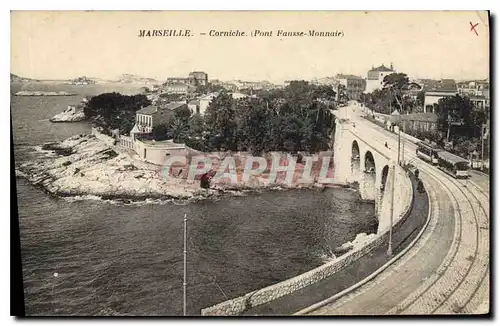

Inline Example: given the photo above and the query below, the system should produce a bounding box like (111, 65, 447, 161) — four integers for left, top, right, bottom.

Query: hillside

(10, 73, 39, 83)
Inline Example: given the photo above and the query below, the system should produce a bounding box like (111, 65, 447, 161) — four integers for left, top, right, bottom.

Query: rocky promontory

(17, 135, 203, 200)
(50, 106, 86, 122)
(17, 134, 338, 202)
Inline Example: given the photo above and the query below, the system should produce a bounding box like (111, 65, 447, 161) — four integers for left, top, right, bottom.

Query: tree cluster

(84, 92, 151, 134)
(152, 81, 337, 154)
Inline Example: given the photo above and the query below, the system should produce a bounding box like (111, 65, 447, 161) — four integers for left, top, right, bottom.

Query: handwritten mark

(470, 21, 479, 36)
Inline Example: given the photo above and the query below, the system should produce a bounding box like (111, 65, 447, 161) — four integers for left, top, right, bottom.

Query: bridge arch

(361, 150, 377, 201)
(364, 150, 376, 174)
(351, 140, 361, 176)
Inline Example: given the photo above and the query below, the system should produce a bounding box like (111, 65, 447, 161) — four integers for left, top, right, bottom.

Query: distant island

(14, 90, 77, 96)
(66, 76, 96, 85)
(11, 72, 162, 85)
(113, 74, 159, 84)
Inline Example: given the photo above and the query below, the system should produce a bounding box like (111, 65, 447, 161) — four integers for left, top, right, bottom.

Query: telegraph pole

(481, 124, 485, 170)
(387, 164, 396, 256)
(397, 127, 401, 165)
(183, 214, 187, 316)
(401, 122, 405, 166)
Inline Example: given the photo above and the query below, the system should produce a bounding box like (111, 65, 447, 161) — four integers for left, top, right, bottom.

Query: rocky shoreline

(14, 90, 77, 96)
(16, 134, 348, 203)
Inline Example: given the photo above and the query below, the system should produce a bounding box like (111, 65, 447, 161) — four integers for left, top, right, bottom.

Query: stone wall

(377, 165, 412, 234)
(358, 173, 377, 201)
(201, 167, 414, 316)
(332, 120, 353, 185)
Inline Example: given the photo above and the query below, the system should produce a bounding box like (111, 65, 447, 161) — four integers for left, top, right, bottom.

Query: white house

(423, 91, 457, 113)
(365, 64, 395, 93)
(199, 92, 220, 115)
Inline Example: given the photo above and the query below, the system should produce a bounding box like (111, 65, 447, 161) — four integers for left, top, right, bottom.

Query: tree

(195, 83, 224, 94)
(168, 117, 189, 143)
(382, 73, 421, 114)
(204, 91, 237, 151)
(174, 106, 193, 122)
(152, 123, 170, 141)
(436, 95, 474, 142)
(84, 92, 151, 134)
(416, 90, 425, 107)
(188, 113, 205, 137)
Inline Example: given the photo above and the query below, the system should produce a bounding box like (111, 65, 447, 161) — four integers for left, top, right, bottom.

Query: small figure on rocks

(414, 168, 420, 180)
(385, 142, 388, 148)
(200, 170, 216, 189)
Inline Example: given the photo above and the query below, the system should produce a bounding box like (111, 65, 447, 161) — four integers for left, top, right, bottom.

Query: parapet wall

(201, 166, 414, 316)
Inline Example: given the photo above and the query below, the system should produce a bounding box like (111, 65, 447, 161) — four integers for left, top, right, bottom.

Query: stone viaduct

(333, 117, 412, 234)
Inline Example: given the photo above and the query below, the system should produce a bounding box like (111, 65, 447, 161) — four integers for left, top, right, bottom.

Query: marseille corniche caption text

(138, 29, 344, 37)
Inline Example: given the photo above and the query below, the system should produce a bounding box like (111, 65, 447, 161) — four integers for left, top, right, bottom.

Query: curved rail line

(360, 121, 490, 314)
(396, 164, 486, 314)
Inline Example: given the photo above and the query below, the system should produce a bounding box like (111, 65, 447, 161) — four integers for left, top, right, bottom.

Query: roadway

(302, 102, 490, 315)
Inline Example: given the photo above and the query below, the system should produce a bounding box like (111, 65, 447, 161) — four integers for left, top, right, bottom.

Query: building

(365, 64, 395, 93)
(132, 102, 186, 135)
(165, 83, 190, 94)
(231, 92, 249, 100)
(423, 91, 457, 113)
(457, 79, 489, 109)
(166, 77, 191, 85)
(457, 80, 489, 96)
(199, 92, 220, 115)
(469, 95, 489, 110)
(189, 71, 209, 86)
(188, 99, 200, 114)
(335, 74, 366, 100)
(221, 83, 238, 91)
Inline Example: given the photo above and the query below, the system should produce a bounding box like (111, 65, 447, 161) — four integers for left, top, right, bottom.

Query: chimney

(390, 62, 394, 70)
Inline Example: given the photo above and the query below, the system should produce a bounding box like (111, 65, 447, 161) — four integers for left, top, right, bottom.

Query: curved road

(304, 103, 490, 315)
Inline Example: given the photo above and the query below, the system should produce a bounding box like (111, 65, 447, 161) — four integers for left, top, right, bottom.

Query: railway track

(360, 119, 490, 314)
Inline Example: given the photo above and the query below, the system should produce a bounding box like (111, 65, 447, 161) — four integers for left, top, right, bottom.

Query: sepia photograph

(10, 10, 491, 316)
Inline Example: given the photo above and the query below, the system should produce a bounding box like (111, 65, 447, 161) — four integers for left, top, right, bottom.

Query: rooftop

(164, 101, 187, 110)
(136, 105, 157, 115)
(368, 65, 394, 72)
(425, 91, 457, 96)
(336, 74, 364, 80)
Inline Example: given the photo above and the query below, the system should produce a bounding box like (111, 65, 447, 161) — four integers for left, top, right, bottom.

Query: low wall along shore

(201, 164, 414, 316)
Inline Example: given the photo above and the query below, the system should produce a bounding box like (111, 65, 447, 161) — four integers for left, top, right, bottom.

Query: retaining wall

(377, 165, 413, 233)
(201, 166, 414, 316)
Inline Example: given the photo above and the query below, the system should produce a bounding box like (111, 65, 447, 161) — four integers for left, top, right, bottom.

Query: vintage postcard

(11, 11, 490, 316)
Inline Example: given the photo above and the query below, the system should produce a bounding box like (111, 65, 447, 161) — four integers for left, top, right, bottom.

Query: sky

(11, 11, 490, 83)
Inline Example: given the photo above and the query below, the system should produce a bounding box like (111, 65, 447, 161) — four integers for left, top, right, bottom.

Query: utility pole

(401, 122, 405, 166)
(397, 127, 401, 165)
(183, 214, 187, 316)
(481, 124, 485, 170)
(387, 164, 396, 256)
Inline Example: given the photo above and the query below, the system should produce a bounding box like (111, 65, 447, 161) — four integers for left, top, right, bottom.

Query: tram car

(436, 151, 470, 179)
(416, 141, 441, 165)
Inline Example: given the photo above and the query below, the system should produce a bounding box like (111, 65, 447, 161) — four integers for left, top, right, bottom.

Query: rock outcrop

(50, 106, 86, 122)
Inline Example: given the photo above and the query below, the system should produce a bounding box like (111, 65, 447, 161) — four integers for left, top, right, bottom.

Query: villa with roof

(131, 101, 186, 138)
(365, 63, 395, 93)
